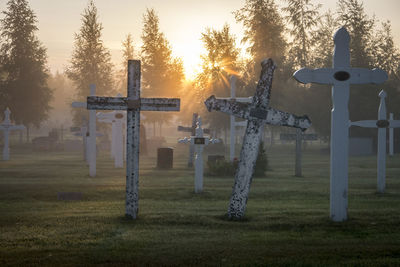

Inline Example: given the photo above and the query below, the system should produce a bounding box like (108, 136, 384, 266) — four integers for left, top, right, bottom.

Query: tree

(66, 0, 114, 124)
(194, 24, 241, 138)
(116, 33, 135, 94)
(283, 0, 321, 68)
(0, 0, 52, 141)
(140, 8, 184, 135)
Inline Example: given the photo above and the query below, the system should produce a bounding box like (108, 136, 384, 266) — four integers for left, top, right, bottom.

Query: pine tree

(140, 8, 184, 135)
(66, 0, 114, 124)
(0, 0, 52, 141)
(117, 33, 135, 94)
(283, 0, 321, 68)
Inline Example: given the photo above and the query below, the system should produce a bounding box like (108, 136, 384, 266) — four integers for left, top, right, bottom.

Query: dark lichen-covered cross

(204, 58, 311, 219)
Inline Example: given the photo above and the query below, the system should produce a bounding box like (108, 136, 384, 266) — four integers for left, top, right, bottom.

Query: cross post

(293, 27, 388, 221)
(178, 117, 220, 193)
(0, 108, 25, 161)
(205, 59, 311, 219)
(87, 60, 180, 219)
(389, 113, 394, 156)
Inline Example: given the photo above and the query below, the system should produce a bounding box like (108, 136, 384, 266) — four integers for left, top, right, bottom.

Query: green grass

(0, 144, 399, 266)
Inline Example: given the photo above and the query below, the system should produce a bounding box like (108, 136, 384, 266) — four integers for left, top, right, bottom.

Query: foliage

(116, 33, 135, 95)
(65, 0, 114, 124)
(194, 24, 240, 135)
(0, 0, 52, 131)
(140, 8, 185, 135)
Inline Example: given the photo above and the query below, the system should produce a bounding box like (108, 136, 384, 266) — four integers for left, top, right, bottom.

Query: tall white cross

(0, 108, 25, 161)
(87, 60, 180, 219)
(293, 27, 388, 222)
(97, 109, 125, 168)
(178, 117, 220, 193)
(177, 113, 210, 167)
(351, 90, 400, 193)
(71, 84, 97, 177)
(205, 59, 311, 219)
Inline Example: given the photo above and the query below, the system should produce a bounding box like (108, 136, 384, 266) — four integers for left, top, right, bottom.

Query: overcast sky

(1, 0, 399, 79)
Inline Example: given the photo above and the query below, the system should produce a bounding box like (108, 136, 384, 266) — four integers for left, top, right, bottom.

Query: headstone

(351, 90, 400, 193)
(71, 85, 98, 177)
(157, 147, 174, 169)
(0, 108, 25, 161)
(205, 59, 311, 219)
(177, 113, 210, 167)
(87, 60, 180, 219)
(178, 117, 220, 193)
(293, 27, 387, 221)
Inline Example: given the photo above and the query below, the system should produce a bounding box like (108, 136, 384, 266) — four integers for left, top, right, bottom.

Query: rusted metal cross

(205, 59, 311, 219)
(87, 60, 180, 219)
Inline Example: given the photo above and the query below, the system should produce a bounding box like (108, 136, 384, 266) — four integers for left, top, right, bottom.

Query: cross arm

(204, 95, 250, 120)
(350, 120, 377, 128)
(293, 68, 387, 85)
(389, 120, 400, 128)
(265, 108, 311, 131)
(87, 97, 180, 111)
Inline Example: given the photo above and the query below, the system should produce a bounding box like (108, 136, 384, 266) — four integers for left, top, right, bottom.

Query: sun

(172, 42, 204, 82)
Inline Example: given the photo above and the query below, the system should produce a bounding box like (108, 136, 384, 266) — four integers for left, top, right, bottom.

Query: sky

(1, 0, 399, 80)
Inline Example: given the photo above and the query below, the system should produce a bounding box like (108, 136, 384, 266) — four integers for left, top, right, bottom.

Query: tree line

(1, 0, 399, 140)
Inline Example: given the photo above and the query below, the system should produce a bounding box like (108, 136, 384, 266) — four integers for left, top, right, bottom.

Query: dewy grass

(0, 144, 399, 266)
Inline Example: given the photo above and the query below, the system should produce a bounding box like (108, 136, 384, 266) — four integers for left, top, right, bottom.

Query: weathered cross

(97, 108, 125, 168)
(177, 113, 210, 167)
(280, 131, 318, 177)
(205, 59, 311, 219)
(351, 90, 400, 193)
(71, 84, 97, 177)
(178, 116, 220, 193)
(0, 108, 25, 161)
(87, 60, 180, 219)
(293, 27, 388, 222)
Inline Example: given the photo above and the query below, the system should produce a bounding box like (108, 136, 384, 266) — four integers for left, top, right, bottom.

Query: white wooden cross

(0, 108, 25, 161)
(177, 113, 210, 167)
(205, 59, 311, 219)
(97, 108, 125, 168)
(351, 90, 400, 193)
(215, 76, 252, 162)
(293, 27, 388, 222)
(87, 60, 180, 219)
(178, 116, 220, 193)
(71, 84, 97, 177)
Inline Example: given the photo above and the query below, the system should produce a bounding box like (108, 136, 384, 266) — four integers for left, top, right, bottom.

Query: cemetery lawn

(1, 144, 400, 266)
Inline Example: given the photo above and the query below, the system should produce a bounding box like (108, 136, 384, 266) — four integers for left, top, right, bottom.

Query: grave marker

(177, 113, 210, 167)
(205, 59, 311, 219)
(87, 60, 180, 219)
(351, 90, 400, 193)
(71, 85, 97, 177)
(0, 108, 25, 161)
(293, 27, 388, 221)
(178, 117, 220, 193)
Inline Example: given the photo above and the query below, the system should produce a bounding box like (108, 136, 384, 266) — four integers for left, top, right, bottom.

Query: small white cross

(178, 117, 220, 193)
(0, 108, 25, 161)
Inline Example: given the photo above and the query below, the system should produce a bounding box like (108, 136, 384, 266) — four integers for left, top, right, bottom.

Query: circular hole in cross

(333, 71, 350, 81)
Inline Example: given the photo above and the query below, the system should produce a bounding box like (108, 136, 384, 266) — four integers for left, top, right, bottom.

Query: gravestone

(293, 27, 387, 222)
(205, 59, 311, 219)
(351, 90, 400, 193)
(178, 117, 220, 193)
(177, 113, 210, 167)
(0, 108, 25, 161)
(87, 60, 180, 219)
(71, 85, 97, 177)
(157, 147, 174, 169)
